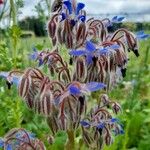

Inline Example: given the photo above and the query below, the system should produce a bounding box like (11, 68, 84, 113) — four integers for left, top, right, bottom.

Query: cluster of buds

(49, 0, 87, 48)
(47, 0, 145, 91)
(0, 128, 45, 150)
(80, 94, 123, 149)
(3, 69, 105, 136)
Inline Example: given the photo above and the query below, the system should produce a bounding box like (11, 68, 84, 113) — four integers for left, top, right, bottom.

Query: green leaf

(35, 44, 44, 50)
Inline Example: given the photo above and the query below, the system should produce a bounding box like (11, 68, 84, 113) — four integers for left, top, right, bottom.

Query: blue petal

(38, 58, 43, 67)
(111, 118, 119, 123)
(78, 15, 86, 22)
(98, 48, 109, 55)
(137, 34, 150, 40)
(141, 34, 150, 39)
(86, 54, 93, 64)
(6, 144, 13, 150)
(86, 82, 106, 92)
(69, 50, 86, 56)
(117, 16, 125, 22)
(28, 132, 36, 139)
(60, 12, 66, 22)
(97, 122, 105, 129)
(76, 2, 85, 15)
(69, 85, 81, 95)
(136, 30, 144, 36)
(63, 1, 72, 14)
(109, 44, 120, 49)
(12, 77, 20, 86)
(85, 41, 96, 52)
(0, 72, 20, 86)
(112, 16, 118, 22)
(30, 52, 38, 60)
(0, 72, 9, 79)
(112, 16, 125, 23)
(119, 129, 125, 134)
(80, 121, 90, 127)
(0, 139, 4, 148)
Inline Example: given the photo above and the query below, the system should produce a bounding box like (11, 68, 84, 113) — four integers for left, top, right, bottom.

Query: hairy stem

(65, 129, 75, 150)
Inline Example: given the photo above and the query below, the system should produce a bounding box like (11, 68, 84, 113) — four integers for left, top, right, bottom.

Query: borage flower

(136, 30, 150, 40)
(80, 94, 123, 148)
(61, 0, 86, 24)
(0, 138, 4, 148)
(0, 72, 21, 89)
(48, 0, 87, 48)
(0, 128, 45, 150)
(30, 47, 39, 60)
(104, 15, 125, 27)
(111, 16, 125, 23)
(30, 48, 46, 67)
(70, 40, 120, 65)
(57, 81, 106, 104)
(69, 40, 97, 64)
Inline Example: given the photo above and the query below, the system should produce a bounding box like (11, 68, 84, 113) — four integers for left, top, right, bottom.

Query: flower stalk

(65, 129, 75, 150)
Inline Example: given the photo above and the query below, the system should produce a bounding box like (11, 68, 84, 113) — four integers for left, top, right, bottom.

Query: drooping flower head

(0, 128, 45, 150)
(80, 94, 123, 148)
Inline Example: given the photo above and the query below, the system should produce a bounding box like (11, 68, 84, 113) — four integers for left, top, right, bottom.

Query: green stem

(122, 119, 130, 150)
(10, 0, 17, 68)
(10, 0, 17, 25)
(144, 46, 149, 68)
(65, 129, 75, 150)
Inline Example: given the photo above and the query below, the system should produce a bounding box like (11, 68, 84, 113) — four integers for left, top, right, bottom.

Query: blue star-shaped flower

(60, 0, 86, 24)
(136, 30, 150, 40)
(70, 41, 120, 64)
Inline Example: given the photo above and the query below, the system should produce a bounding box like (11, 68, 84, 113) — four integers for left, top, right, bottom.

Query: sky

(1, 0, 150, 23)
(18, 0, 150, 22)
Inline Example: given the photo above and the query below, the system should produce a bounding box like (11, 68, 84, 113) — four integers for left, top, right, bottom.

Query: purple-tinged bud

(51, 0, 62, 12)
(104, 132, 112, 145)
(73, 57, 87, 82)
(112, 102, 121, 114)
(18, 75, 31, 99)
(100, 94, 109, 106)
(48, 15, 57, 38)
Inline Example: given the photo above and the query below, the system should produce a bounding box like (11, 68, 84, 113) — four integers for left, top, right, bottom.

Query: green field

(0, 36, 150, 150)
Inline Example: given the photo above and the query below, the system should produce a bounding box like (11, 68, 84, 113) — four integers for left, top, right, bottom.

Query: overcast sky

(17, 0, 150, 21)
(20, 0, 150, 17)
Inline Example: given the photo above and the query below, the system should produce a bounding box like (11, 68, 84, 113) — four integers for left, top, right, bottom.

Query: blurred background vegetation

(0, 0, 150, 149)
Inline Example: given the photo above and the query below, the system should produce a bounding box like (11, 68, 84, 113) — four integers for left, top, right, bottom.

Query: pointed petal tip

(85, 41, 96, 52)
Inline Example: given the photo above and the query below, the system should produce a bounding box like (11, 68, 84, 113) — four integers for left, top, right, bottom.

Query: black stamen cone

(6, 81, 13, 89)
(69, 57, 73, 65)
(98, 128, 103, 136)
(92, 57, 98, 66)
(133, 50, 140, 57)
(121, 68, 127, 78)
(78, 96, 85, 106)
